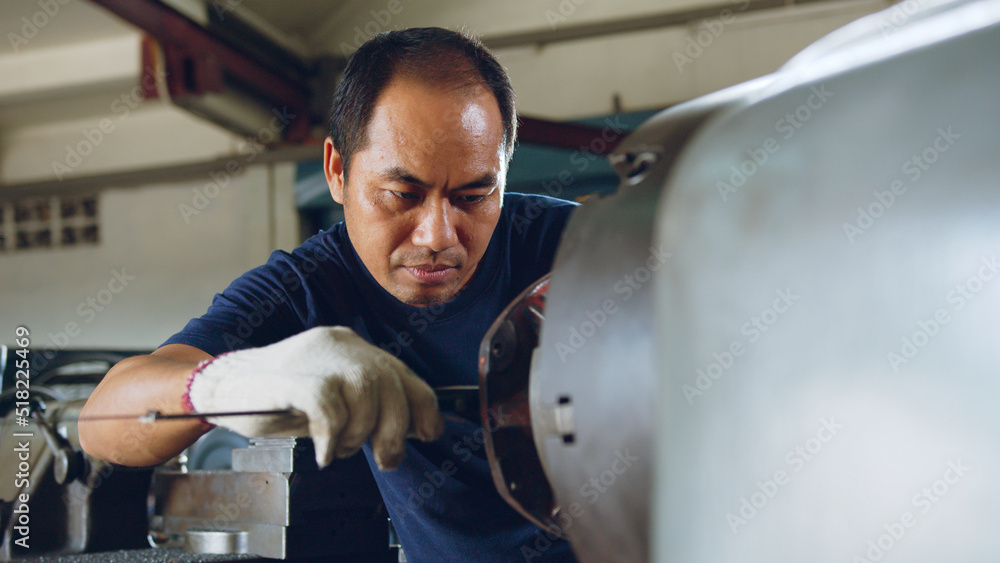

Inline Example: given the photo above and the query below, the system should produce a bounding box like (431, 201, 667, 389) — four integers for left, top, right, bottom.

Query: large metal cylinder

(529, 0, 1000, 561)
(530, 72, 772, 563)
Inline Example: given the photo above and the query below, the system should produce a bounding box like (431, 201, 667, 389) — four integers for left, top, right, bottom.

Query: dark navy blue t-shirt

(164, 192, 578, 562)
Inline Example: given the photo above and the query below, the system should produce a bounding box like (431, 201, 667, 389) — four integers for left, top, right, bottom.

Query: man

(80, 27, 576, 561)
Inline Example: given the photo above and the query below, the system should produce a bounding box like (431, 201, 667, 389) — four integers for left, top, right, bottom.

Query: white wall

(0, 162, 300, 350)
(0, 3, 302, 351)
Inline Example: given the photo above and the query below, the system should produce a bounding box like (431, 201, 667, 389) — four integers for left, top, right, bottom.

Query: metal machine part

(0, 350, 134, 418)
(0, 410, 153, 560)
(435, 385, 481, 424)
(479, 275, 565, 535)
(515, 0, 1000, 562)
(152, 437, 395, 561)
(1, 352, 154, 561)
(30, 400, 89, 486)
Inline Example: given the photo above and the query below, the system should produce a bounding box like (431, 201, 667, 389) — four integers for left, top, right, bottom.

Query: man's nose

(412, 197, 459, 252)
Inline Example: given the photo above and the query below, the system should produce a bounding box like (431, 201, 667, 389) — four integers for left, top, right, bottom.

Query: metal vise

(151, 437, 396, 561)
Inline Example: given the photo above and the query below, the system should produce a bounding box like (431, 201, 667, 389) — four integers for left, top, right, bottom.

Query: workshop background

(0, 0, 889, 351)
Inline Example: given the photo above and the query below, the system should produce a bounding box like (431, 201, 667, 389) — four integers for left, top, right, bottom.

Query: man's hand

(186, 326, 444, 469)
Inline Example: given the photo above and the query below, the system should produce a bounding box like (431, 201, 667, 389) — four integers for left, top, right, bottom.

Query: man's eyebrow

(381, 166, 432, 189)
(454, 173, 497, 191)
(380, 167, 497, 190)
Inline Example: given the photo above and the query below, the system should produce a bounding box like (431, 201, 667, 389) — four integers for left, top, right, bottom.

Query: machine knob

(53, 448, 88, 485)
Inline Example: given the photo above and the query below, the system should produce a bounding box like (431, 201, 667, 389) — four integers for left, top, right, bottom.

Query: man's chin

(394, 288, 457, 307)
(380, 277, 446, 305)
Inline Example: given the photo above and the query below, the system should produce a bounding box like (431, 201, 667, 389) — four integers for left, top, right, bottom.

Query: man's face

(324, 76, 506, 306)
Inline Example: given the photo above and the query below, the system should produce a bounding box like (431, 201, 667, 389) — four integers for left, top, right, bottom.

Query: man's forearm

(79, 347, 212, 467)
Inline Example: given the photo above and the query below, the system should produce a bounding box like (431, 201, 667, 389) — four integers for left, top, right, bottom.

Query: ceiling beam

(85, 0, 630, 155)
(0, 143, 322, 198)
(519, 116, 627, 155)
(482, 0, 838, 49)
(88, 0, 311, 142)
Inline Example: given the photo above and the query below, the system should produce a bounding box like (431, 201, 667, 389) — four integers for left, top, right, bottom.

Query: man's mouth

(404, 264, 458, 284)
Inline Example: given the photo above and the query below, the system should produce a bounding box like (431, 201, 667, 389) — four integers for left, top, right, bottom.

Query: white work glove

(186, 326, 444, 469)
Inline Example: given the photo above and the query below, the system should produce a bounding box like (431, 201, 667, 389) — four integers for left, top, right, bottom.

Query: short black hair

(328, 27, 516, 180)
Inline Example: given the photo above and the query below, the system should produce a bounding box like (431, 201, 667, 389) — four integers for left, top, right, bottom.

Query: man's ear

(324, 137, 346, 204)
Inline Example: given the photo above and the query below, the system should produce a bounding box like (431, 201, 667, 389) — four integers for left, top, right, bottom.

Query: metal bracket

(538, 395, 576, 445)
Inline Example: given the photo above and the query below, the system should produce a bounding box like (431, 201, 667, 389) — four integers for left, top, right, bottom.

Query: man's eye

(456, 195, 485, 204)
(393, 191, 420, 200)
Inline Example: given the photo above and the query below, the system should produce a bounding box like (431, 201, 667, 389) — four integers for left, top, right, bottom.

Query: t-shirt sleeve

(161, 249, 317, 356)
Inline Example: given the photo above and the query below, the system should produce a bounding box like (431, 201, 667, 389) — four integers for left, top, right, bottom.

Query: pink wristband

(182, 358, 217, 430)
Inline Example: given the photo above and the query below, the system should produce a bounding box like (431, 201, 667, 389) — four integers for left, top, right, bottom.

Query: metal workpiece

(527, 71, 771, 563)
(184, 529, 249, 555)
(649, 0, 1000, 561)
(152, 466, 382, 527)
(230, 437, 320, 473)
(152, 437, 390, 560)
